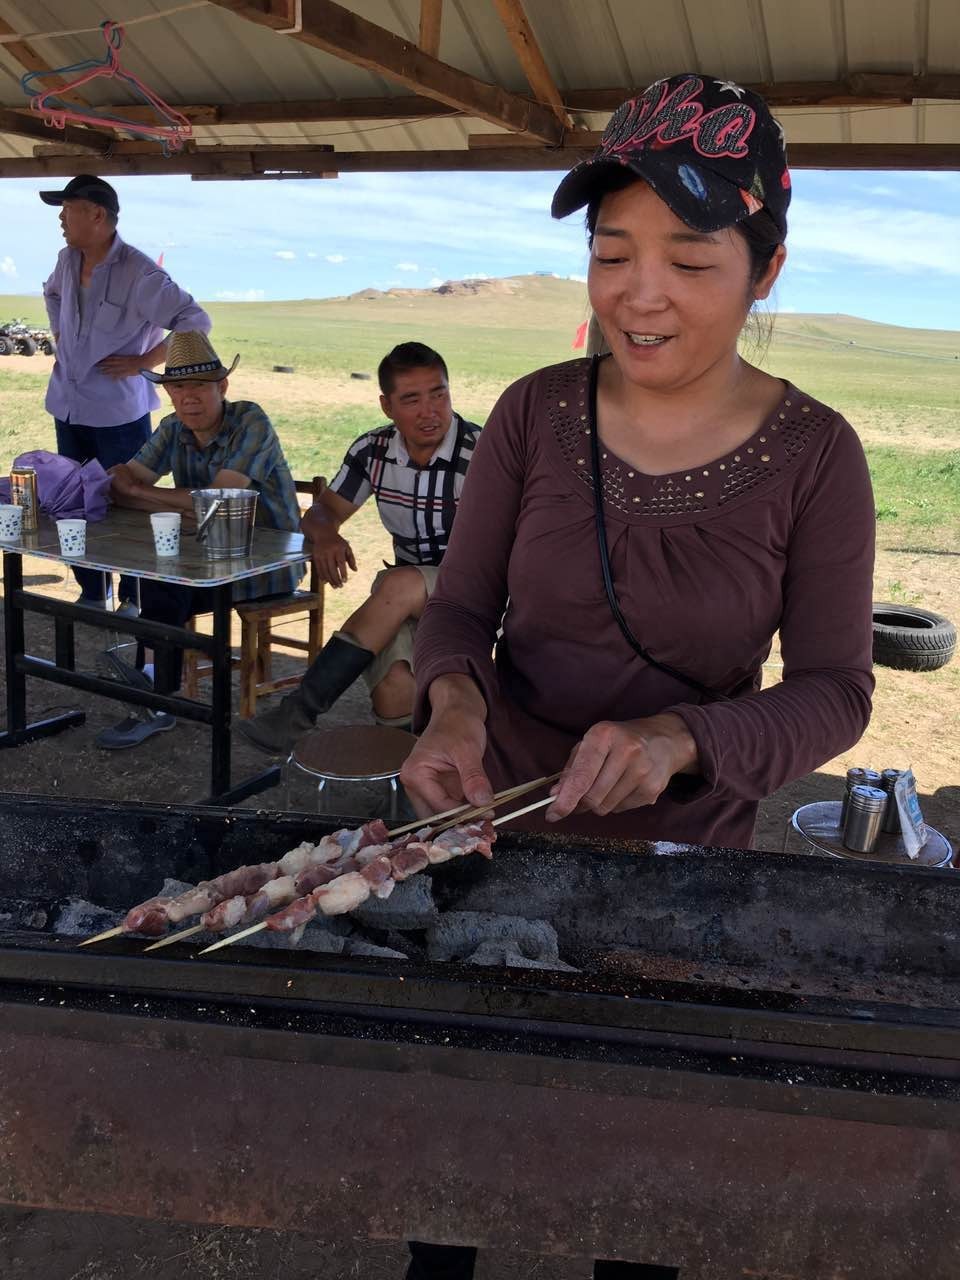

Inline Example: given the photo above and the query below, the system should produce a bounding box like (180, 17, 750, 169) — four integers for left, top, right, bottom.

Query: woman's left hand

(545, 714, 699, 822)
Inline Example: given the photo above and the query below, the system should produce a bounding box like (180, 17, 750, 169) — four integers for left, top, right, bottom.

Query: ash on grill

(53, 876, 577, 971)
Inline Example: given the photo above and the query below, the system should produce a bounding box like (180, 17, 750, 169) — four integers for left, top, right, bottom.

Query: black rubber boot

(236, 634, 374, 756)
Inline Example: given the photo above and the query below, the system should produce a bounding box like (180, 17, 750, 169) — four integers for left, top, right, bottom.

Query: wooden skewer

(199, 920, 268, 954)
(77, 925, 124, 947)
(197, 793, 559, 958)
(491, 795, 553, 826)
(142, 923, 205, 952)
(386, 772, 559, 838)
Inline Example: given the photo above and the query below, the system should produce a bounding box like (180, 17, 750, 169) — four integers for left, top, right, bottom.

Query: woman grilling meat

(402, 76, 875, 878)
(400, 72, 875, 1280)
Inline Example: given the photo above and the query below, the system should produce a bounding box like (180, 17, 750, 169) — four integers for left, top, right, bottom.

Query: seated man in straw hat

(96, 330, 304, 749)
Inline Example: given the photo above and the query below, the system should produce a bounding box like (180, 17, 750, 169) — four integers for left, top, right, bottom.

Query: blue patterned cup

(150, 511, 181, 557)
(56, 518, 86, 557)
(0, 504, 23, 540)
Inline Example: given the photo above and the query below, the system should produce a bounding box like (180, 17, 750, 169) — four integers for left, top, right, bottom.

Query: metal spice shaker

(840, 768, 880, 829)
(843, 785, 887, 854)
(879, 769, 904, 835)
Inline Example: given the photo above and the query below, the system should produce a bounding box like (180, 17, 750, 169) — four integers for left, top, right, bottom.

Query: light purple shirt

(43, 233, 210, 428)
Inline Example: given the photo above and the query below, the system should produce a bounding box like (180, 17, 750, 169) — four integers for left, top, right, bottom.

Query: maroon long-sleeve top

(414, 358, 876, 848)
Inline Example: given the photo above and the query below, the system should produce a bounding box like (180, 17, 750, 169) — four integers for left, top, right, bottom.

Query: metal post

(209, 583, 232, 798)
(2, 551, 26, 731)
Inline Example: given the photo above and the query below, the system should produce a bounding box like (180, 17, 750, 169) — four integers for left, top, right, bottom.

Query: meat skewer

(198, 804, 540, 956)
(78, 821, 390, 947)
(78, 774, 559, 949)
(143, 851, 367, 951)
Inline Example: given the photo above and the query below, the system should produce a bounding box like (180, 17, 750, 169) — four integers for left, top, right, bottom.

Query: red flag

(157, 252, 165, 268)
(572, 320, 588, 350)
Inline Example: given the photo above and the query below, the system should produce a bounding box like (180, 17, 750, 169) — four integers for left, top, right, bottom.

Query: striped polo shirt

(133, 399, 304, 600)
(329, 414, 481, 566)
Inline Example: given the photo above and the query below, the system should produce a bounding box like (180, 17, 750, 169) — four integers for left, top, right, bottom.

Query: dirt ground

(0, 540, 957, 1278)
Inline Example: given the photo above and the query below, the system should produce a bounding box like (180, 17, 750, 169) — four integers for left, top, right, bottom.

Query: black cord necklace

(587, 354, 730, 704)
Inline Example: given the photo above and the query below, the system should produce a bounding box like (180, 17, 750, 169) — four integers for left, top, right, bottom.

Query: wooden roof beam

(0, 16, 91, 107)
(491, 0, 573, 130)
(103, 95, 458, 127)
(564, 73, 960, 111)
(0, 107, 114, 154)
(1, 142, 958, 180)
(206, 0, 564, 144)
(418, 0, 443, 59)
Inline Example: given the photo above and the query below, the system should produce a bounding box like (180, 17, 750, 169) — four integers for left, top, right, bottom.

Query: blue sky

(2, 167, 959, 330)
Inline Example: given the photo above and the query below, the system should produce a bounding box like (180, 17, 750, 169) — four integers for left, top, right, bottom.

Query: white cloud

(790, 197, 960, 277)
(306, 251, 318, 259)
(274, 250, 296, 260)
(215, 288, 265, 302)
(566, 272, 587, 283)
(428, 276, 444, 287)
(463, 271, 489, 280)
(325, 253, 345, 263)
(862, 185, 896, 197)
(395, 261, 419, 272)
(0, 256, 16, 278)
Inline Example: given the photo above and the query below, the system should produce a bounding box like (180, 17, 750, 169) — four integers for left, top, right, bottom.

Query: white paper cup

(56, 518, 86, 557)
(0, 504, 23, 540)
(150, 511, 181, 557)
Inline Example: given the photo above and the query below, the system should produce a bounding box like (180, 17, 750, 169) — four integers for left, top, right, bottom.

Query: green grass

(2, 280, 958, 551)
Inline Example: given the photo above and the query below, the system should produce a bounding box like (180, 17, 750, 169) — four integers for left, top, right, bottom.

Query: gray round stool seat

(286, 724, 417, 820)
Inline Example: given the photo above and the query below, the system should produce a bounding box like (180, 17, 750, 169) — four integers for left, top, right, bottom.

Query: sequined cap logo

(602, 75, 756, 161)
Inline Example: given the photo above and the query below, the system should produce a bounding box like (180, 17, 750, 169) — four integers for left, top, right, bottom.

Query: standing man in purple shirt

(41, 174, 211, 611)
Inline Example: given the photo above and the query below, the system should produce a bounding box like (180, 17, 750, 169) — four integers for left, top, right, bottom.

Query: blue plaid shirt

(133, 400, 304, 600)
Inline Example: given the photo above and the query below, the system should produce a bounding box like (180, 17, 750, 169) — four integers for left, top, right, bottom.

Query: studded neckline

(542, 358, 826, 523)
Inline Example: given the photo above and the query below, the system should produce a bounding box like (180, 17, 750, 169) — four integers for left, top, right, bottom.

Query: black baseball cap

(39, 174, 119, 216)
(552, 73, 790, 238)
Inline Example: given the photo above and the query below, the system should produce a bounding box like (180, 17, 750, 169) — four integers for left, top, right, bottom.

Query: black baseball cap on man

(552, 73, 791, 238)
(39, 174, 119, 216)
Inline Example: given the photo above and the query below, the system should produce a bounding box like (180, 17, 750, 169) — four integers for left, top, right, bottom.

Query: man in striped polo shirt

(239, 342, 480, 755)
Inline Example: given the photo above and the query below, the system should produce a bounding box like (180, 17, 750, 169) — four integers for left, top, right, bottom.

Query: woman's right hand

(399, 678, 493, 818)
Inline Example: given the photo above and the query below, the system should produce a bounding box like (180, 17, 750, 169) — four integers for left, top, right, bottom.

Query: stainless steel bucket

(191, 487, 258, 559)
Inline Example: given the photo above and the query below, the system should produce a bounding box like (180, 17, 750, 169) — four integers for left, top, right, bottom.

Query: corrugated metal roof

(0, 0, 958, 164)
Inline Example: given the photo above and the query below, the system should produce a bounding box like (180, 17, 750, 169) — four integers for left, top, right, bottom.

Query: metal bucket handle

(195, 498, 223, 543)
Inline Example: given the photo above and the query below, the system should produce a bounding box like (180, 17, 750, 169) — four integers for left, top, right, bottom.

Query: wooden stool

(285, 725, 418, 821)
(181, 476, 326, 717)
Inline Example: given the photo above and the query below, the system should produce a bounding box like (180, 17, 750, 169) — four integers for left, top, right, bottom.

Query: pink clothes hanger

(25, 20, 193, 154)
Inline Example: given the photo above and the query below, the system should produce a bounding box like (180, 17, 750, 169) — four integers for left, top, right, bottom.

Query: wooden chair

(181, 476, 326, 717)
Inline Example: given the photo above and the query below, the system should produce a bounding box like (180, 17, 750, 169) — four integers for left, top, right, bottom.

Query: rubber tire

(40, 339, 55, 355)
(872, 602, 956, 672)
(0, 335, 13, 356)
(15, 336, 37, 356)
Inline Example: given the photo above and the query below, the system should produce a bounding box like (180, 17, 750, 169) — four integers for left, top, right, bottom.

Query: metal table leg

(0, 550, 85, 748)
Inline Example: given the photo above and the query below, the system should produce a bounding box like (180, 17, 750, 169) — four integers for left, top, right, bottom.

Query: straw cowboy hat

(142, 331, 240, 384)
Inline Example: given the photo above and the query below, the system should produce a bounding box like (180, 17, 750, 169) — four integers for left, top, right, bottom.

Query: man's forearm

(141, 338, 169, 369)
(111, 484, 196, 517)
(301, 502, 340, 541)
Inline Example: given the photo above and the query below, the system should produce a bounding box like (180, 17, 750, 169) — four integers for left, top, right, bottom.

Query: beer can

(9, 466, 39, 532)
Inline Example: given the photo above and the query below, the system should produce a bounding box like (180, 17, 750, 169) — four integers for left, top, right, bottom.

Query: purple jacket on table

(414, 358, 876, 850)
(43, 233, 210, 428)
